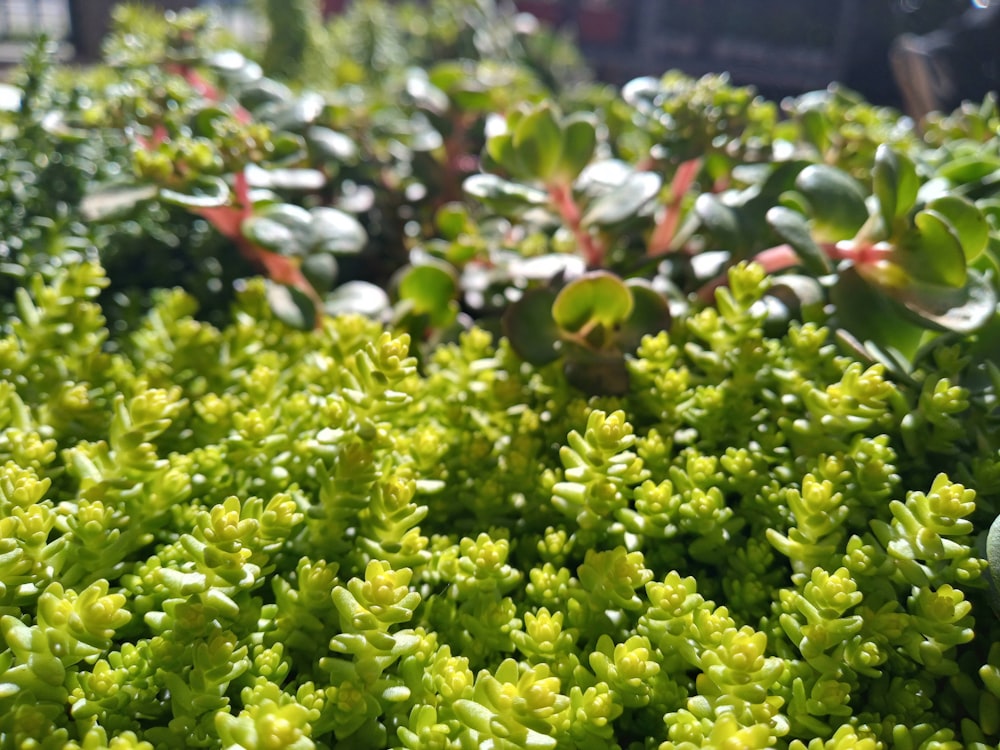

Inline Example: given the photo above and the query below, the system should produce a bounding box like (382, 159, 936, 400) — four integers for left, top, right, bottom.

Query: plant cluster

(0, 1, 999, 748)
(0, 260, 997, 749)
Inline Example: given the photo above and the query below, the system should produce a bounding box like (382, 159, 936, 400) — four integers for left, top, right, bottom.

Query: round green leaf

(397, 262, 458, 327)
(795, 164, 869, 241)
(265, 280, 316, 330)
(237, 77, 292, 111)
(241, 214, 299, 253)
(309, 207, 367, 255)
(558, 113, 597, 181)
(581, 172, 662, 227)
(192, 106, 231, 138)
(552, 271, 633, 333)
(898, 209, 967, 288)
(926, 195, 989, 262)
(563, 348, 630, 396)
(502, 287, 562, 365)
(513, 104, 564, 181)
(830, 266, 924, 361)
(324, 281, 390, 318)
(242, 203, 312, 255)
(302, 253, 339, 294)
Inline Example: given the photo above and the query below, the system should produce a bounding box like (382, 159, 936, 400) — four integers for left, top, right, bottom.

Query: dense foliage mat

(0, 261, 998, 748)
(1, 2, 1000, 748)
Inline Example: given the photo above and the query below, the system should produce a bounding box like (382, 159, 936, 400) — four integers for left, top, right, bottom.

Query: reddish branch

(648, 157, 702, 256)
(549, 181, 604, 267)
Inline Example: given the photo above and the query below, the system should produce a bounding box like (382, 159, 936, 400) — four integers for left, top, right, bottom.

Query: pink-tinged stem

(194, 170, 323, 326)
(549, 181, 604, 267)
(648, 157, 701, 255)
(824, 240, 895, 264)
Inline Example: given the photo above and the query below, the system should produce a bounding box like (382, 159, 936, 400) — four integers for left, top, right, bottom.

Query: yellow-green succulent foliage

(0, 259, 998, 749)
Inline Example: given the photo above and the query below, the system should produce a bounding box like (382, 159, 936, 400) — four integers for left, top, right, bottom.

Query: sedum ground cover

(0, 2, 999, 748)
(1, 260, 997, 749)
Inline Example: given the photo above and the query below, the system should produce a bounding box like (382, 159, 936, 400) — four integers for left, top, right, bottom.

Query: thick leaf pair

(767, 147, 997, 363)
(502, 271, 671, 395)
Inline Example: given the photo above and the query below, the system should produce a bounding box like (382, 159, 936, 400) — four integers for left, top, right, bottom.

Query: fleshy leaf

(463, 174, 548, 211)
(873, 144, 919, 230)
(242, 204, 312, 256)
(397, 262, 458, 328)
(559, 113, 598, 181)
(324, 281, 390, 318)
(513, 104, 563, 180)
(502, 287, 562, 365)
(266, 280, 316, 330)
(306, 126, 359, 165)
(0, 83, 21, 112)
(563, 347, 630, 396)
(552, 271, 633, 333)
(889, 269, 997, 334)
(301, 253, 339, 294)
(926, 195, 989, 263)
(694, 193, 742, 250)
(897, 209, 967, 288)
(245, 164, 326, 191)
(309, 207, 367, 255)
(581, 172, 662, 227)
(830, 266, 925, 360)
(794, 164, 869, 241)
(160, 176, 230, 208)
(766, 206, 831, 275)
(987, 512, 1000, 617)
(618, 280, 672, 352)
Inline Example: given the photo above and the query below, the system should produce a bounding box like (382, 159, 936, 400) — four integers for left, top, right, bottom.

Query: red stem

(648, 157, 702, 255)
(549, 181, 603, 267)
